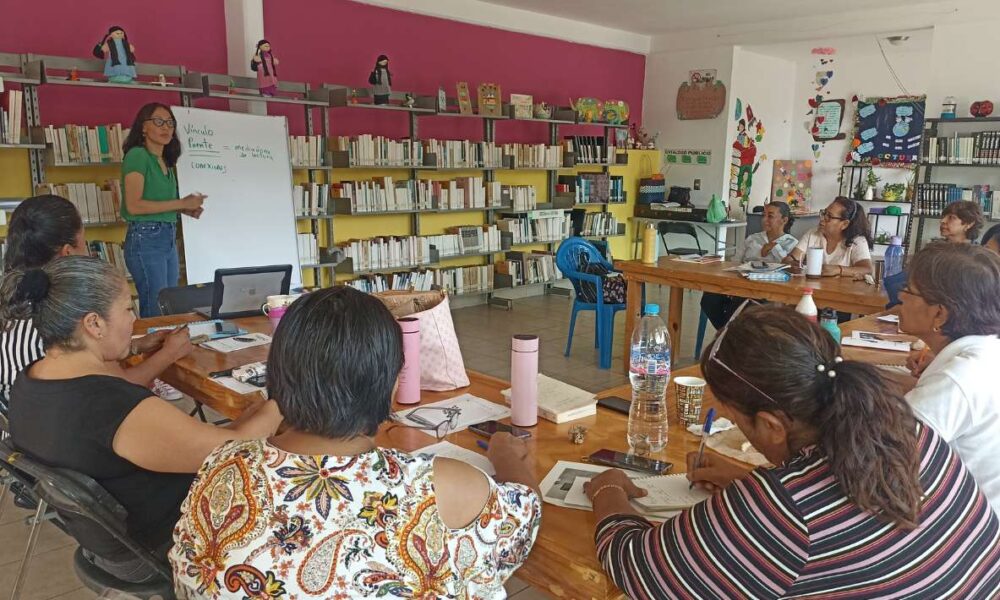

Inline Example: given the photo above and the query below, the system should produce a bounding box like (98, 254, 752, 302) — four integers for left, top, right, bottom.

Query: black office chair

(657, 222, 706, 256)
(157, 283, 215, 316)
(0, 441, 174, 599)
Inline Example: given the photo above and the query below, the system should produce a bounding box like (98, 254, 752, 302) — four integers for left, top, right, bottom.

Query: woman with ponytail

(586, 303, 1000, 599)
(785, 196, 873, 278)
(1, 256, 282, 583)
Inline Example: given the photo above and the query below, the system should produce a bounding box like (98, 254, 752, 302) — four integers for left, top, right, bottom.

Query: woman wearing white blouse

(785, 196, 873, 278)
(898, 242, 1000, 514)
(700, 201, 797, 329)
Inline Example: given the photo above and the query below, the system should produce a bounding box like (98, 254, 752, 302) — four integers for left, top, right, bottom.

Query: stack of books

(925, 132, 1000, 165)
(44, 124, 130, 164)
(435, 265, 493, 295)
(339, 236, 434, 272)
(344, 265, 495, 296)
(35, 181, 122, 224)
(421, 139, 484, 168)
(292, 183, 331, 216)
(488, 185, 537, 211)
(333, 177, 502, 213)
(331, 135, 422, 167)
(88, 241, 128, 278)
(288, 135, 326, 166)
(297, 233, 320, 264)
(345, 270, 435, 294)
(437, 225, 501, 256)
(499, 143, 563, 169)
(1, 90, 24, 144)
(496, 251, 562, 286)
(564, 135, 615, 164)
(915, 183, 999, 217)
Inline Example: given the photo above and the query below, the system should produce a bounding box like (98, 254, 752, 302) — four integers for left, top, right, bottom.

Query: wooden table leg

(622, 276, 643, 374)
(668, 286, 684, 365)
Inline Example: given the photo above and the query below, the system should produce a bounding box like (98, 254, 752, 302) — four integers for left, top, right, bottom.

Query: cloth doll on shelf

(368, 55, 392, 105)
(250, 39, 279, 96)
(92, 26, 136, 84)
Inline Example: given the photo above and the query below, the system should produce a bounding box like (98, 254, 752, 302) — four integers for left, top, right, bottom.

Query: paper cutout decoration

(477, 83, 503, 117)
(601, 99, 629, 124)
(770, 160, 813, 211)
(510, 93, 533, 119)
(665, 149, 711, 165)
(811, 47, 837, 55)
(848, 95, 926, 166)
(677, 69, 727, 120)
(813, 99, 846, 141)
(456, 82, 473, 115)
(729, 99, 766, 210)
(572, 97, 602, 122)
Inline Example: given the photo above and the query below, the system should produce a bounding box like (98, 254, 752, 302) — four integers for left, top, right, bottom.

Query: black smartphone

(587, 448, 672, 475)
(597, 396, 630, 415)
(215, 321, 239, 336)
(750, 261, 768, 269)
(469, 420, 532, 439)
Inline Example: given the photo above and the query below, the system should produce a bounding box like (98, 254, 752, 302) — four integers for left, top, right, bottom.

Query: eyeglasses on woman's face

(146, 117, 176, 129)
(819, 208, 848, 221)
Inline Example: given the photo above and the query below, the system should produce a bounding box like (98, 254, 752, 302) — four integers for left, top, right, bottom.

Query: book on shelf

(345, 265, 493, 296)
(489, 184, 536, 211)
(563, 135, 616, 165)
(35, 180, 123, 224)
(87, 241, 128, 278)
(924, 132, 1000, 165)
(497, 212, 572, 245)
(297, 233, 320, 264)
(914, 183, 997, 217)
(1, 89, 24, 144)
(333, 177, 502, 213)
(339, 236, 434, 272)
(438, 225, 501, 256)
(499, 143, 563, 169)
(288, 135, 326, 166)
(43, 124, 130, 164)
(293, 183, 331, 216)
(496, 250, 562, 287)
(579, 212, 621, 237)
(331, 135, 422, 167)
(510, 94, 533, 120)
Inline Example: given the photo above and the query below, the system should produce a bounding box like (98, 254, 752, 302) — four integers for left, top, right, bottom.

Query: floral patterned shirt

(169, 439, 541, 599)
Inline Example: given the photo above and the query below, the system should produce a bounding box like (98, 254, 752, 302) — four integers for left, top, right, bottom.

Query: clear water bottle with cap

(796, 288, 818, 322)
(628, 303, 671, 455)
(884, 236, 905, 284)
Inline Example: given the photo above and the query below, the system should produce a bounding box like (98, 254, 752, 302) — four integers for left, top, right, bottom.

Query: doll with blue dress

(92, 26, 137, 83)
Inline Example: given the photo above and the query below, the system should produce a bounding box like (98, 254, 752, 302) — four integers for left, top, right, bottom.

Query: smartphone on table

(469, 420, 532, 439)
(587, 448, 672, 475)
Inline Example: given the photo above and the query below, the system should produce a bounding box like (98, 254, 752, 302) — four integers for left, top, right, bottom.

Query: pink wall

(0, 0, 644, 141)
(0, 0, 227, 126)
(263, 0, 645, 140)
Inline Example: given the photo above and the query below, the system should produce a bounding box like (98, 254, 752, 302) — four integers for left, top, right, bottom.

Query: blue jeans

(124, 221, 179, 318)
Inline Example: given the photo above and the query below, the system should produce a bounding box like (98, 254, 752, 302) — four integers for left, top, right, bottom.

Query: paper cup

(675, 376, 707, 427)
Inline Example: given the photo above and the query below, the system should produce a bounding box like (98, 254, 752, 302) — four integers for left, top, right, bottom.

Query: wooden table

(139, 313, 914, 600)
(614, 257, 889, 373)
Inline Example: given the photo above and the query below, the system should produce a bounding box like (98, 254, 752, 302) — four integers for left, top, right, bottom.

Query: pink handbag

(374, 290, 470, 391)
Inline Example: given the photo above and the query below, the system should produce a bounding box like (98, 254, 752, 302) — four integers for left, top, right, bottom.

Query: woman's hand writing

(685, 451, 751, 493)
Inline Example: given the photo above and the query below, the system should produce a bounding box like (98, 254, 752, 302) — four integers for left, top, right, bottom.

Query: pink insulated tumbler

(510, 334, 539, 427)
(395, 317, 421, 405)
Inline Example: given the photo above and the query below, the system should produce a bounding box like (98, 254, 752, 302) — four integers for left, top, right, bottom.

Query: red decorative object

(971, 100, 994, 118)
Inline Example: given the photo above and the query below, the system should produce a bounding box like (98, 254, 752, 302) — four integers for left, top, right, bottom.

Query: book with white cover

(501, 373, 597, 423)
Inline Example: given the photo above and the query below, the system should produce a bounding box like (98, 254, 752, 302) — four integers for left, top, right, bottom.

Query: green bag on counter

(706, 194, 727, 223)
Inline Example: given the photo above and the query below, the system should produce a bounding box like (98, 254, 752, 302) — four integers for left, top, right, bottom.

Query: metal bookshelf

(913, 118, 1000, 251)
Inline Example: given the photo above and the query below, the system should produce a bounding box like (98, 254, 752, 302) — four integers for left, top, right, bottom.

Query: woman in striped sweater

(586, 303, 1000, 599)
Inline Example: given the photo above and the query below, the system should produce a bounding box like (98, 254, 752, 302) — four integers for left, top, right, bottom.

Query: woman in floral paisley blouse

(169, 286, 542, 599)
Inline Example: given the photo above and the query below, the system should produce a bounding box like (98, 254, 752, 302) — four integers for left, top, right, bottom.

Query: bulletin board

(848, 95, 926, 167)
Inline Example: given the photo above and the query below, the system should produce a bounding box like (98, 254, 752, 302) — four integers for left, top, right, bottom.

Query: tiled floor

(1, 286, 711, 599)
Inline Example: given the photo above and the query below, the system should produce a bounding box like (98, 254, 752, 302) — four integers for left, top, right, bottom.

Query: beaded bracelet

(591, 484, 628, 501)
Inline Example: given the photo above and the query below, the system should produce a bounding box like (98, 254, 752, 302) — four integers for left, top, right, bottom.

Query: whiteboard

(172, 107, 301, 286)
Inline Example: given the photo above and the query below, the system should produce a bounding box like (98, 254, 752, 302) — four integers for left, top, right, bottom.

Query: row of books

(35, 181, 123, 224)
(426, 225, 502, 257)
(88, 241, 128, 279)
(579, 212, 621, 237)
(575, 173, 624, 204)
(914, 183, 1000, 218)
(297, 233, 320, 265)
(43, 124, 130, 164)
(345, 265, 494, 296)
(563, 135, 616, 165)
(496, 251, 563, 287)
(496, 212, 572, 245)
(335, 177, 503, 213)
(288, 135, 326, 166)
(330, 135, 566, 169)
(339, 236, 435, 272)
(924, 133, 1000, 165)
(1, 90, 24, 144)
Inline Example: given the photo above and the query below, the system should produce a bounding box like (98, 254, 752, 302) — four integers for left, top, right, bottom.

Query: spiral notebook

(631, 474, 712, 511)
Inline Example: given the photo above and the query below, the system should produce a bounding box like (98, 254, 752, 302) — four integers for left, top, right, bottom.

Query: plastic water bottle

(796, 288, 818, 322)
(819, 308, 842, 343)
(628, 304, 671, 456)
(884, 236, 905, 285)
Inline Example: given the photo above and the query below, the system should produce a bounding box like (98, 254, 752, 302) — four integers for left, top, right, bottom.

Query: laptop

(194, 265, 293, 319)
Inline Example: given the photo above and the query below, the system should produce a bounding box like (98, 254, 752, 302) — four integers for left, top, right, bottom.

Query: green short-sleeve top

(121, 146, 179, 222)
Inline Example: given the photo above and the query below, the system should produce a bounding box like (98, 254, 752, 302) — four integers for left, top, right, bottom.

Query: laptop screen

(216, 268, 290, 317)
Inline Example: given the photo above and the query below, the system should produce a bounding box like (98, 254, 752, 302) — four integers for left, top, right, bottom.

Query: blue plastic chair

(556, 238, 626, 369)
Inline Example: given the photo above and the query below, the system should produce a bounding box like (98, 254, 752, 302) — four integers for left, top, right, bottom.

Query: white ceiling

(475, 0, 931, 35)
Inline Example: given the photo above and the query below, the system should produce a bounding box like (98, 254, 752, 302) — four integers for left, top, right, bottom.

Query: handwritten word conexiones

(183, 123, 215, 137)
(191, 160, 227, 174)
(234, 144, 275, 161)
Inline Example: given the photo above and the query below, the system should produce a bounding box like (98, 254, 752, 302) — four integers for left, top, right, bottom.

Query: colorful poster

(770, 160, 813, 211)
(729, 99, 766, 210)
(813, 99, 845, 141)
(848, 95, 926, 166)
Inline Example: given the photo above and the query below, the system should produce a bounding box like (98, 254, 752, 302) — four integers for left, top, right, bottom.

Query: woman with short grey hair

(1, 256, 283, 583)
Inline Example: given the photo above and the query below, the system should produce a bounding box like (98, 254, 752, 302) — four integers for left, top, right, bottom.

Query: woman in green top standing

(121, 103, 206, 317)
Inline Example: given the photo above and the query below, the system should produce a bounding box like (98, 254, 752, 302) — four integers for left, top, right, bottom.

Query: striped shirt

(0, 319, 44, 412)
(596, 423, 1000, 599)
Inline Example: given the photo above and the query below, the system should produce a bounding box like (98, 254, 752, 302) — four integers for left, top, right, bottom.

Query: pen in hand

(476, 440, 489, 451)
(690, 408, 716, 490)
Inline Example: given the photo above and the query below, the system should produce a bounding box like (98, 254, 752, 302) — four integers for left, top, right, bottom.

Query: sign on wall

(677, 69, 727, 120)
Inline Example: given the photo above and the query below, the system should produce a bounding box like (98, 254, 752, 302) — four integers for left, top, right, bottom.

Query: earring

(932, 325, 941, 332)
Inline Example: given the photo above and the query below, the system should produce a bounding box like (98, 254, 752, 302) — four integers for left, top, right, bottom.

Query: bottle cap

(512, 334, 539, 352)
(890, 236, 902, 245)
(803, 288, 814, 294)
(645, 303, 660, 316)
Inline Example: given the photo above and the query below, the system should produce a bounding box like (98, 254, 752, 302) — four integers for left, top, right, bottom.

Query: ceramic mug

(261, 294, 301, 314)
(267, 305, 288, 329)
